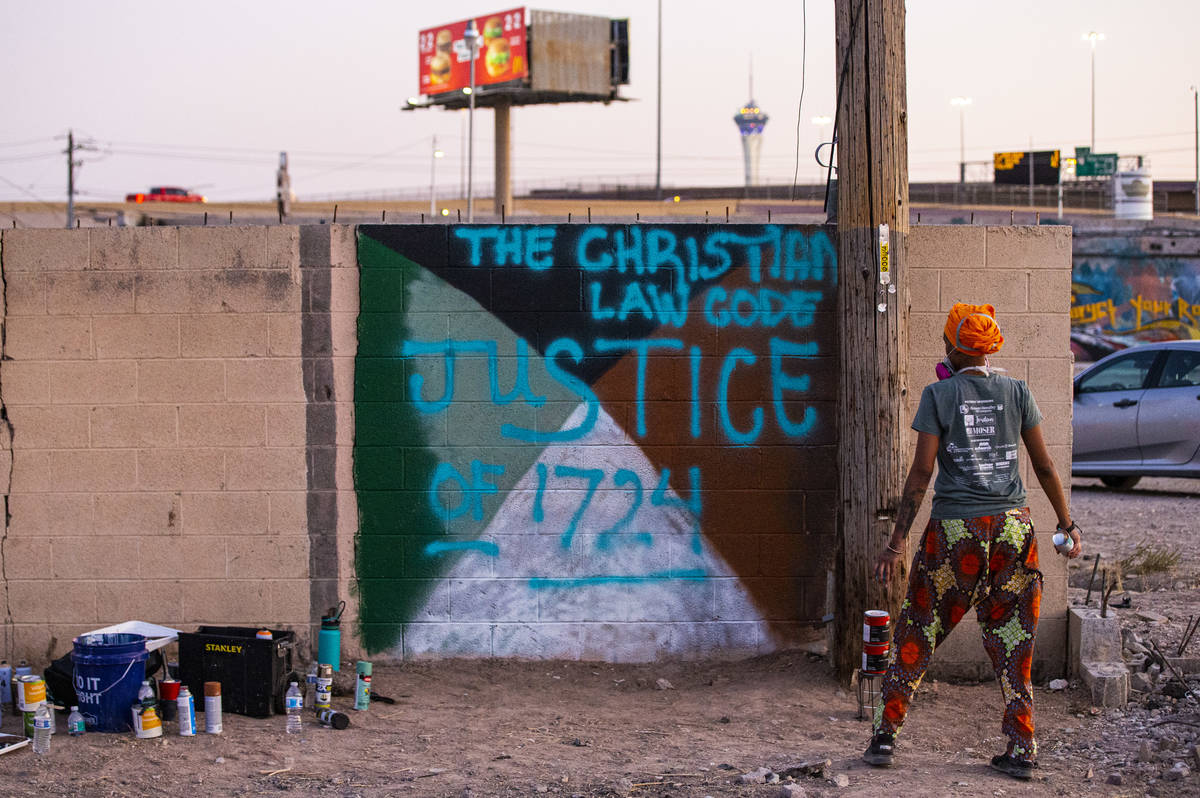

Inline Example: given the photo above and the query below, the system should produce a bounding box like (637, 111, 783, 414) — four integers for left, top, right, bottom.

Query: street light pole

(950, 97, 971, 184)
(1083, 31, 1104, 152)
(464, 18, 479, 222)
(655, 0, 662, 200)
(1193, 85, 1199, 216)
(429, 135, 444, 218)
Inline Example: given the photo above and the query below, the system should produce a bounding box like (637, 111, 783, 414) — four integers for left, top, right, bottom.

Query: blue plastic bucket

(72, 633, 148, 732)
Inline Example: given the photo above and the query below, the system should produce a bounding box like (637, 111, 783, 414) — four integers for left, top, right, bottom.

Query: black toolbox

(178, 626, 296, 717)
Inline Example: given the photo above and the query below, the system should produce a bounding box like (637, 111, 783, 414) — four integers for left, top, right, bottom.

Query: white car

(1072, 340, 1200, 489)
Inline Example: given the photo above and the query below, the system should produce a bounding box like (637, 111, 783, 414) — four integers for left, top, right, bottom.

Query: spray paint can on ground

(315, 664, 333, 711)
(318, 708, 350, 729)
(17, 674, 46, 713)
(863, 610, 892, 644)
(204, 682, 222, 734)
(354, 661, 372, 711)
(133, 704, 163, 738)
(862, 609, 892, 674)
(0, 660, 12, 707)
(14, 660, 32, 705)
(177, 686, 196, 736)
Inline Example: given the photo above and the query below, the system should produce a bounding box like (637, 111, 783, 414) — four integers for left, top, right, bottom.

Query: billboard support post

(494, 99, 512, 216)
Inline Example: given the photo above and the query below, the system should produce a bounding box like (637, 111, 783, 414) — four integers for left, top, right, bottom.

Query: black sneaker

(990, 753, 1034, 780)
(862, 733, 895, 767)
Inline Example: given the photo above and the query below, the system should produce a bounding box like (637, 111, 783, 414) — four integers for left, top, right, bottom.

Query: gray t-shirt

(912, 371, 1044, 520)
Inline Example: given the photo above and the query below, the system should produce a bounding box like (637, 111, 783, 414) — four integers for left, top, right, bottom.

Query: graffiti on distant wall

(1071, 237, 1200, 361)
(353, 224, 838, 656)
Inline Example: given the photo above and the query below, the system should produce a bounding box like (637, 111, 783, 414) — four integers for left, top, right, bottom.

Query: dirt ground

(3, 478, 1198, 798)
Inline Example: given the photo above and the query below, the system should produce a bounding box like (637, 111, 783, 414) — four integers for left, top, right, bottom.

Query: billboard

(993, 150, 1060, 185)
(418, 8, 528, 96)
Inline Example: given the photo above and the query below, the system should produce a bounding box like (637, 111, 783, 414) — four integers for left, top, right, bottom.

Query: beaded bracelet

(886, 543, 904, 555)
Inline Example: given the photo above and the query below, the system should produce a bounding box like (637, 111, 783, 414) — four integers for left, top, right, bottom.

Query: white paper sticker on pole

(878, 223, 890, 285)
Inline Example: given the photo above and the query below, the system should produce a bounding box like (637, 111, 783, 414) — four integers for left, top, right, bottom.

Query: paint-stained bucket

(863, 610, 891, 644)
(862, 641, 890, 674)
(72, 633, 148, 733)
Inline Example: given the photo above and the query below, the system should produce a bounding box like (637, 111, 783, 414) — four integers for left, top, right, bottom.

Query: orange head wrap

(944, 302, 1004, 355)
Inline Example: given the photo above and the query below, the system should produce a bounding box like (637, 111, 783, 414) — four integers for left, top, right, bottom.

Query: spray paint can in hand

(204, 682, 222, 734)
(177, 686, 196, 736)
(318, 708, 350, 729)
(354, 661, 372, 711)
(315, 664, 333, 711)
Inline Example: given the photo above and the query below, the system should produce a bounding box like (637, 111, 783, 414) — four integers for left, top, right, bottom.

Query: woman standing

(862, 303, 1081, 781)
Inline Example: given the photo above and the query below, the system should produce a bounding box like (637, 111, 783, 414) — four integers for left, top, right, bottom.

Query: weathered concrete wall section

(908, 224, 1074, 680)
(0, 226, 311, 662)
(354, 224, 839, 660)
(298, 224, 360, 650)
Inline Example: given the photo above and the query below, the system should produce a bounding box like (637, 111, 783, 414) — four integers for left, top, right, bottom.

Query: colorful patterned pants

(874, 508, 1043, 761)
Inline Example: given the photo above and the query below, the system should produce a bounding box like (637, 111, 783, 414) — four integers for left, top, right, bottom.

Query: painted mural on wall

(353, 224, 838, 660)
(1071, 232, 1200, 362)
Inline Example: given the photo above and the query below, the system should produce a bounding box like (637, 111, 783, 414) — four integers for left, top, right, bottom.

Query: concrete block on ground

(1081, 661, 1129, 707)
(1069, 606, 1123, 671)
(1069, 606, 1129, 707)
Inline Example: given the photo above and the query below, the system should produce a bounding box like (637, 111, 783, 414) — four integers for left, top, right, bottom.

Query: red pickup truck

(125, 186, 206, 203)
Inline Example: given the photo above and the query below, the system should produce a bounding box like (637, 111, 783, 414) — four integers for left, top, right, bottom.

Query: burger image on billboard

(483, 16, 503, 41)
(484, 38, 511, 77)
(429, 52, 451, 84)
(435, 29, 453, 53)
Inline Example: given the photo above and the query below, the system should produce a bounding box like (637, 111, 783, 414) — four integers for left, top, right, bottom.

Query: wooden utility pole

(833, 0, 910, 682)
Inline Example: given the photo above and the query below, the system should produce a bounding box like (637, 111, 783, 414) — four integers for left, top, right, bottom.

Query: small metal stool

(857, 669, 883, 721)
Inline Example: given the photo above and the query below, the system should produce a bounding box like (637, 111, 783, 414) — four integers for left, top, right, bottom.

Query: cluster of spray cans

(131, 674, 223, 739)
(861, 610, 892, 674)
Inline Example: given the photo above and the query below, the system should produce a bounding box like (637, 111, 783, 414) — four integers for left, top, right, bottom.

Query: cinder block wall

(907, 225, 1073, 680)
(0, 222, 1072, 672)
(0, 226, 316, 662)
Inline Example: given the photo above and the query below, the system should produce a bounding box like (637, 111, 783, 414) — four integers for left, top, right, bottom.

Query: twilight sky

(1, 0, 1196, 203)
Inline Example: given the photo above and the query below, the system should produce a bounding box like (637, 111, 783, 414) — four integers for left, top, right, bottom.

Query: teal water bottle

(317, 601, 346, 672)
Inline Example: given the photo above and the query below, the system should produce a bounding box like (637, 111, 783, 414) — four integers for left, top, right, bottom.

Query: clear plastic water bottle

(67, 705, 85, 736)
(32, 703, 52, 754)
(285, 682, 302, 735)
(137, 679, 156, 710)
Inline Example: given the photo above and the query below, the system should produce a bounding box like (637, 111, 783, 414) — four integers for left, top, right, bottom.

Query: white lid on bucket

(83, 620, 181, 652)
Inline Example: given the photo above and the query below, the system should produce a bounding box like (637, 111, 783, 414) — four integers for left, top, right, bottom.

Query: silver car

(1072, 340, 1200, 489)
